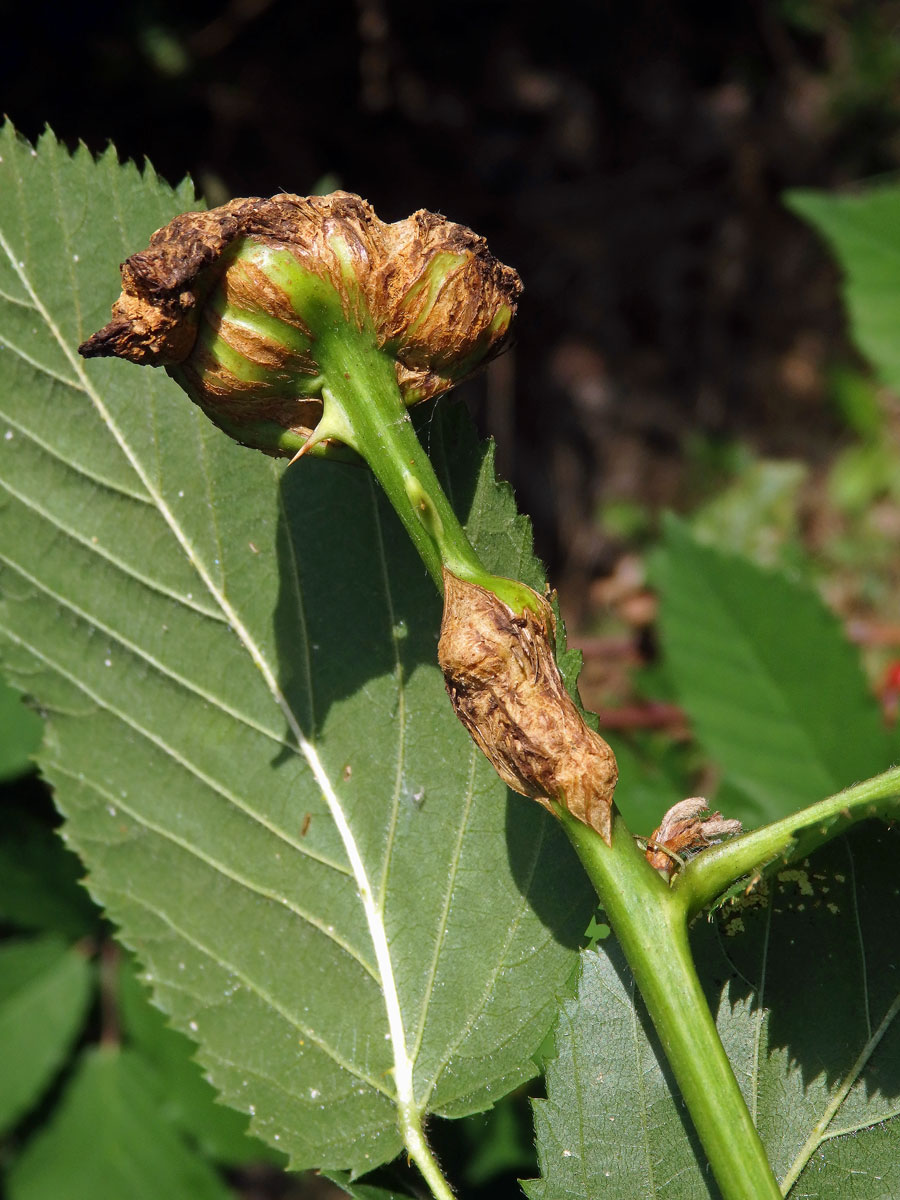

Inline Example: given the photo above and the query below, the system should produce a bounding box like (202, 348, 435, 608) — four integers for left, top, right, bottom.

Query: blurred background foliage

(4, 1, 900, 1196)
(9, 0, 900, 663)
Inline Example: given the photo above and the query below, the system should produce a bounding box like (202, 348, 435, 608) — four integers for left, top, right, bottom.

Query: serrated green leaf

(6, 1047, 235, 1200)
(652, 517, 890, 826)
(0, 935, 93, 1134)
(786, 186, 900, 391)
(527, 822, 900, 1199)
(524, 943, 717, 1200)
(716, 822, 900, 1195)
(117, 954, 279, 1166)
(0, 124, 591, 1175)
(0, 671, 42, 780)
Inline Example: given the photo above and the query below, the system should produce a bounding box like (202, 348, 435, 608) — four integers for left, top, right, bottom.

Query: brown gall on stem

(437, 570, 618, 844)
(645, 797, 742, 880)
(78, 192, 522, 454)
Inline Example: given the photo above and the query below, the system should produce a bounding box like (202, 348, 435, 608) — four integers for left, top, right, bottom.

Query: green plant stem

(675, 764, 900, 920)
(313, 321, 785, 1196)
(314, 323, 540, 613)
(559, 807, 782, 1200)
(401, 1103, 456, 1200)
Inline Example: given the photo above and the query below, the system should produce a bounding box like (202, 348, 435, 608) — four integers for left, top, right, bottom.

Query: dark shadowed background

(6, 0, 900, 640)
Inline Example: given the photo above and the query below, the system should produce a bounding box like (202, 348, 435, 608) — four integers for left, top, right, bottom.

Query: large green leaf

(717, 823, 900, 1195)
(0, 672, 42, 780)
(7, 1047, 235, 1200)
(0, 125, 591, 1174)
(524, 941, 716, 1200)
(652, 517, 890, 827)
(786, 186, 900, 392)
(0, 936, 92, 1134)
(526, 822, 900, 1198)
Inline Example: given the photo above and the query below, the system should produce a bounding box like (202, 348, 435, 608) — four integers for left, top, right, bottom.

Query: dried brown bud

(437, 570, 618, 843)
(377, 209, 522, 403)
(645, 797, 743, 879)
(79, 192, 522, 456)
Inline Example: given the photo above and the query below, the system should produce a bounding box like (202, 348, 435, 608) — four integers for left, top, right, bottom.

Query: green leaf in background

(0, 672, 42, 781)
(690, 458, 807, 570)
(0, 124, 591, 1175)
(786, 186, 900, 392)
(527, 821, 900, 1199)
(651, 517, 890, 827)
(6, 1047, 235, 1200)
(0, 935, 93, 1134)
(460, 1095, 537, 1186)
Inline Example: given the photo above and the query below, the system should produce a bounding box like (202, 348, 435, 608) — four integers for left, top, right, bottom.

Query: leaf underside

(528, 822, 900, 1199)
(0, 124, 592, 1173)
(0, 936, 92, 1135)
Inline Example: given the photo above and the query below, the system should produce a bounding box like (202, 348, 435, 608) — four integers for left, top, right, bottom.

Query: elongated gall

(437, 570, 618, 843)
(79, 192, 521, 456)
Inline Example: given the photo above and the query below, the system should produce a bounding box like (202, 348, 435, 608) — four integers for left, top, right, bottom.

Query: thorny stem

(311, 323, 789, 1198)
(306, 320, 805, 1198)
(675, 764, 900, 920)
(401, 1102, 456, 1200)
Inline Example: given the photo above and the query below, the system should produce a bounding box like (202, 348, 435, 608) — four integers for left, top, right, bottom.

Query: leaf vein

(0, 548, 297, 755)
(0, 622, 352, 877)
(846, 842, 871, 1039)
(49, 760, 377, 978)
(0, 472, 225, 621)
(101, 885, 394, 1097)
(0, 402, 154, 505)
(0, 330, 81, 391)
(423, 789, 547, 1107)
(369, 474, 405, 912)
(409, 747, 477, 1067)
(780, 990, 900, 1193)
(0, 284, 36, 310)
(275, 474, 316, 734)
